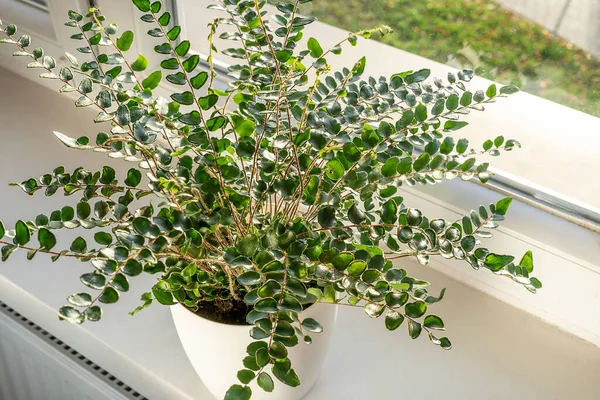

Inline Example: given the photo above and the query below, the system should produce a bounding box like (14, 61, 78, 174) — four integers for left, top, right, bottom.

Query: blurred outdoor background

(292, 0, 600, 117)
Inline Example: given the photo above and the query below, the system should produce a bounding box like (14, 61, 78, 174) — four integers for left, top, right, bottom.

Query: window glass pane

(291, 0, 600, 118)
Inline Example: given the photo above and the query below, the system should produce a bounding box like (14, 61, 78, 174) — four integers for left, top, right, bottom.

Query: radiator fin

(0, 301, 148, 400)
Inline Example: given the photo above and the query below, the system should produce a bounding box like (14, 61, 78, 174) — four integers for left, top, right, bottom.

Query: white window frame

(1, 0, 599, 347)
(174, 0, 600, 219)
(0, 0, 90, 88)
(0, 0, 56, 41)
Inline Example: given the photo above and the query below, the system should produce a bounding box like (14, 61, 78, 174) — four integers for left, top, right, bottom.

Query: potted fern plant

(0, 0, 541, 399)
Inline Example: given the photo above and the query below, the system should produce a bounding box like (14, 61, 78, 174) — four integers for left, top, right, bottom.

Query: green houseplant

(0, 0, 541, 399)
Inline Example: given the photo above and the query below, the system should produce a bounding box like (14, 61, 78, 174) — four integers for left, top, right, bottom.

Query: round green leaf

(415, 104, 427, 122)
(132, 217, 159, 237)
(85, 306, 102, 322)
(116, 30, 134, 51)
(76, 202, 91, 220)
(132, 0, 150, 12)
(342, 142, 362, 162)
(272, 360, 300, 387)
(301, 318, 323, 333)
(500, 85, 519, 95)
(91, 258, 118, 274)
(236, 369, 255, 385)
(67, 292, 92, 307)
(207, 115, 227, 131)
(325, 159, 345, 181)
(413, 153, 430, 171)
(348, 203, 366, 224)
(255, 347, 270, 368)
(171, 91, 194, 105)
(385, 310, 405, 330)
(247, 341, 268, 355)
(238, 271, 262, 286)
(123, 259, 143, 276)
(446, 94, 459, 110)
(381, 200, 398, 224)
(408, 320, 422, 339)
(152, 286, 176, 305)
(224, 385, 251, 400)
(100, 166, 116, 184)
(182, 54, 199, 72)
(307, 37, 323, 58)
(364, 303, 385, 318)
(381, 157, 400, 177)
(14, 220, 30, 245)
(495, 197, 513, 216)
(269, 341, 288, 360)
(257, 372, 274, 393)
(406, 208, 423, 226)
(158, 12, 171, 26)
(61, 206, 74, 222)
(38, 228, 56, 250)
(461, 236, 476, 252)
(405, 301, 427, 318)
(99, 287, 119, 304)
(286, 278, 307, 297)
(385, 292, 409, 308)
(276, 49, 293, 62)
(332, 252, 353, 270)
(254, 298, 278, 313)
(347, 260, 367, 276)
(424, 315, 445, 330)
(236, 120, 256, 137)
(94, 232, 113, 246)
(439, 337, 452, 349)
(484, 253, 515, 272)
(445, 226, 461, 242)
(318, 206, 336, 228)
(80, 273, 106, 290)
(236, 138, 255, 158)
(123, 168, 142, 187)
(142, 70, 162, 90)
(257, 280, 281, 298)
(191, 71, 208, 90)
(70, 236, 88, 253)
(278, 295, 302, 313)
(275, 320, 295, 337)
(519, 251, 534, 273)
(237, 234, 259, 257)
(112, 273, 130, 292)
(58, 306, 83, 324)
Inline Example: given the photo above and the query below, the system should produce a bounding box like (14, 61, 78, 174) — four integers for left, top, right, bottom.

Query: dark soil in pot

(188, 297, 315, 326)
(191, 298, 251, 326)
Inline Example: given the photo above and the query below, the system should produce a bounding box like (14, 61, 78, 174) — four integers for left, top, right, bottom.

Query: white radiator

(0, 301, 147, 400)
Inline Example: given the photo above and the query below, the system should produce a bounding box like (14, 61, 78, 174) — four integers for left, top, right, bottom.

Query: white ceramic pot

(171, 302, 338, 400)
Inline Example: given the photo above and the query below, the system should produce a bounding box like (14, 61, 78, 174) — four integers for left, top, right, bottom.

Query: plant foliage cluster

(0, 1, 540, 398)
